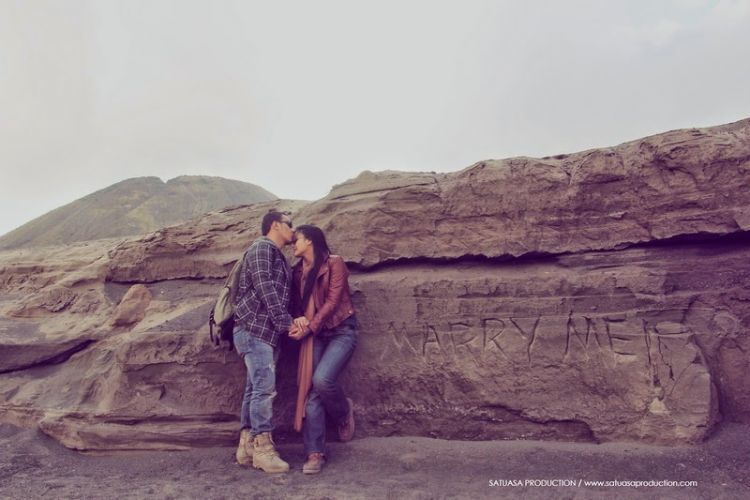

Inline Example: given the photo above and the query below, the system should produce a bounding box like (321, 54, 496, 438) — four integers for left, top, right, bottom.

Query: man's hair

(261, 210, 286, 236)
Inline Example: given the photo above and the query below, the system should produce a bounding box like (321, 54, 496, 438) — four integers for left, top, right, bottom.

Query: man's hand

(288, 323, 309, 341)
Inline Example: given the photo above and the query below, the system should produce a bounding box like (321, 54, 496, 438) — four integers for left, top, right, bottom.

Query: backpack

(208, 252, 246, 351)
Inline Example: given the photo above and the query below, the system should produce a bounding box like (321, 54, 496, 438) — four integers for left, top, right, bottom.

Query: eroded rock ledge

(1, 119, 749, 450)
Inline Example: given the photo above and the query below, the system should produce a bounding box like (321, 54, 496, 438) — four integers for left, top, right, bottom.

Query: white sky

(1, 0, 749, 236)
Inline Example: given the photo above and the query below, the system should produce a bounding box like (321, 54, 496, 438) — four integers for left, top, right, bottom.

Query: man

(233, 209, 295, 473)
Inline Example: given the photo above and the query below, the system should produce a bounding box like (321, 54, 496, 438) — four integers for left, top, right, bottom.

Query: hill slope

(0, 175, 276, 249)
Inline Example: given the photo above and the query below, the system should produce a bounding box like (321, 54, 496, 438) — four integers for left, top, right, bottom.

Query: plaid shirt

(233, 237, 293, 350)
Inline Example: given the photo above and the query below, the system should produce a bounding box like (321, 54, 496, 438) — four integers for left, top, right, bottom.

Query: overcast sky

(1, 0, 749, 236)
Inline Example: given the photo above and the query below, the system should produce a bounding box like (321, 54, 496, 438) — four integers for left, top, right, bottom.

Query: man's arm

(247, 242, 293, 332)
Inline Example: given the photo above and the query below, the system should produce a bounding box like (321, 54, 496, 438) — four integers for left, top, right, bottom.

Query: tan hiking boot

(235, 429, 253, 465)
(252, 432, 289, 473)
(338, 397, 355, 442)
(302, 452, 326, 474)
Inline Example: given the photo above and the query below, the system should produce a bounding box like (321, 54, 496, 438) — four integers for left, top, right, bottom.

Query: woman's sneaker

(303, 452, 326, 474)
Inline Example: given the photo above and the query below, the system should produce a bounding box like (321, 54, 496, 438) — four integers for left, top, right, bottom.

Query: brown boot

(252, 432, 289, 473)
(338, 397, 355, 442)
(302, 452, 326, 474)
(235, 428, 253, 465)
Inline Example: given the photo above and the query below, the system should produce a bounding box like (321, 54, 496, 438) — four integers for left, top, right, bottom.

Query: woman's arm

(308, 256, 349, 334)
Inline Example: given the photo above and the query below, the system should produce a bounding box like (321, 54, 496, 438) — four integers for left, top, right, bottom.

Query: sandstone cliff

(1, 119, 749, 450)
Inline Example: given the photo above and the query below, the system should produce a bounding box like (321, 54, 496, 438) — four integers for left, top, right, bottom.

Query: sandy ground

(1, 422, 749, 500)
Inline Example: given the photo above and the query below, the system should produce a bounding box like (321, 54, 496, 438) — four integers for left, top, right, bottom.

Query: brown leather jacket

(292, 254, 355, 334)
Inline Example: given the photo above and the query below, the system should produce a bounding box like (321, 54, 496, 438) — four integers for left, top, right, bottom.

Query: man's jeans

(304, 316, 358, 454)
(238, 330, 279, 435)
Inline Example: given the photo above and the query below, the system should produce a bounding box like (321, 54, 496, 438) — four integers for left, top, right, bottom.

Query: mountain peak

(0, 176, 277, 249)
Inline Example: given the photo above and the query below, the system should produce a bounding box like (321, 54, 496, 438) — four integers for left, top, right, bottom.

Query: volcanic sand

(1, 422, 749, 499)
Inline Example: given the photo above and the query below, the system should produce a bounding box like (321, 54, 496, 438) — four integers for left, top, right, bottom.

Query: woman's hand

(293, 316, 310, 329)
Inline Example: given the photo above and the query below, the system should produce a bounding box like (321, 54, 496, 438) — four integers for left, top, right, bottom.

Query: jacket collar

(293, 254, 331, 280)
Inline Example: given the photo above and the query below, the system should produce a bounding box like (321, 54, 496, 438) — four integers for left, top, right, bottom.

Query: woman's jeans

(304, 315, 358, 454)
(237, 331, 279, 436)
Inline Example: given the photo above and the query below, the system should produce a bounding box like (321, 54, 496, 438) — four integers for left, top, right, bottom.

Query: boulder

(110, 285, 152, 326)
(1, 119, 749, 450)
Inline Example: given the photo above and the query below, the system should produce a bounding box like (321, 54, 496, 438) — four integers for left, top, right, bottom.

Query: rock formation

(1, 119, 749, 450)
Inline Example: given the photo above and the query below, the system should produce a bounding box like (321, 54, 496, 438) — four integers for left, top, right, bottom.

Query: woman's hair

(296, 224, 331, 310)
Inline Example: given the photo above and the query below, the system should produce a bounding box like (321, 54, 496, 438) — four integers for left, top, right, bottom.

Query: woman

(288, 224, 357, 475)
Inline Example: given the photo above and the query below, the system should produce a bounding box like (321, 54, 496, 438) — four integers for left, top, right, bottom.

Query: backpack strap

(208, 249, 249, 348)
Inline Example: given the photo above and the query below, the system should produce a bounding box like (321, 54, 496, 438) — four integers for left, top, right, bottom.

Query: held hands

(293, 316, 310, 330)
(288, 324, 310, 340)
(288, 316, 311, 340)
